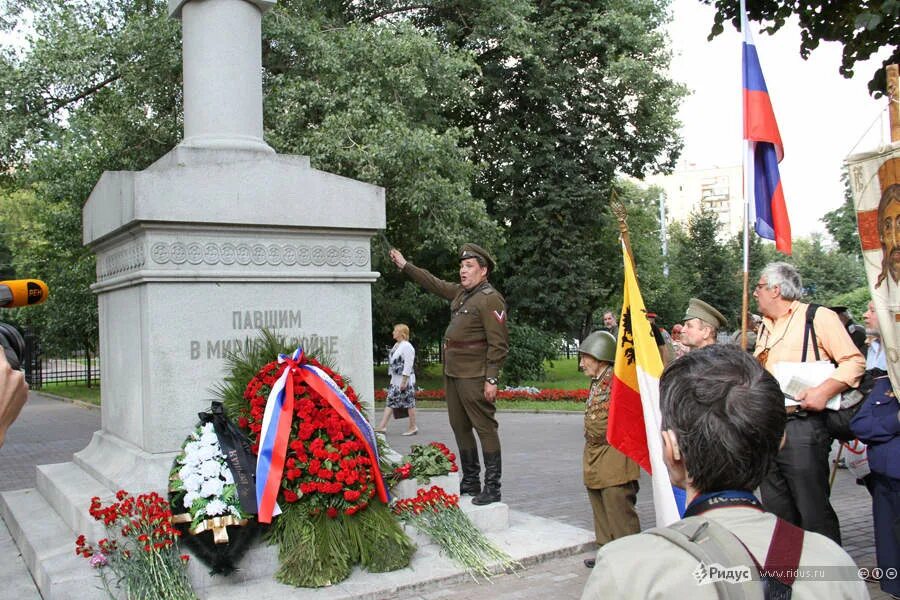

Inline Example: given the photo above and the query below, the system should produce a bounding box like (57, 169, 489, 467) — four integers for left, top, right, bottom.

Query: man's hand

(796, 378, 845, 412)
(389, 248, 407, 270)
(0, 351, 28, 448)
(484, 381, 498, 403)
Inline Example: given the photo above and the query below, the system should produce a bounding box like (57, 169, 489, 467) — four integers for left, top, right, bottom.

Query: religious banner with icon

(846, 144, 900, 396)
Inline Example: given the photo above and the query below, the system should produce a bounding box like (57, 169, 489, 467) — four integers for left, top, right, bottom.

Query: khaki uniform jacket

(583, 370, 640, 489)
(582, 506, 867, 599)
(403, 262, 509, 379)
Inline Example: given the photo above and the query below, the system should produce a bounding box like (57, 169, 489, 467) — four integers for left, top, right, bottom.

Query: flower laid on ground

(393, 442, 459, 485)
(393, 486, 521, 581)
(75, 490, 196, 600)
(375, 388, 588, 403)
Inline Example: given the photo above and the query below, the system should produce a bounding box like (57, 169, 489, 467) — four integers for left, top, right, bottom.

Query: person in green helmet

(579, 330, 640, 569)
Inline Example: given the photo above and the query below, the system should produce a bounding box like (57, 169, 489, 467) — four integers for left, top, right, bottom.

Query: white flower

(222, 467, 234, 485)
(182, 473, 204, 494)
(199, 424, 219, 447)
(205, 499, 227, 516)
(183, 491, 199, 508)
(200, 460, 223, 479)
(201, 477, 225, 498)
(229, 504, 242, 518)
(195, 443, 220, 462)
(178, 464, 195, 482)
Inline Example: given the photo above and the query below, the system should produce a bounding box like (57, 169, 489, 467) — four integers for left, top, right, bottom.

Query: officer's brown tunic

(402, 262, 509, 452)
(583, 367, 641, 546)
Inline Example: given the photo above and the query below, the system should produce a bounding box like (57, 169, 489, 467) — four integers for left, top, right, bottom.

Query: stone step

(460, 495, 509, 532)
(3, 478, 592, 600)
(0, 488, 103, 600)
(196, 508, 594, 600)
(35, 462, 111, 540)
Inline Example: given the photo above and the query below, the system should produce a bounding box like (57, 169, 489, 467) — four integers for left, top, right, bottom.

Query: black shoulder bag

(802, 304, 864, 442)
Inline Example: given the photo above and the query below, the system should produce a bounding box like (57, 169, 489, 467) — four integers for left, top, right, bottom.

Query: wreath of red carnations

(236, 357, 376, 518)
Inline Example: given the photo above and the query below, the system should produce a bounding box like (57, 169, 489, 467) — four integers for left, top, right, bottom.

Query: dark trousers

(445, 376, 500, 453)
(759, 413, 841, 544)
(871, 473, 900, 595)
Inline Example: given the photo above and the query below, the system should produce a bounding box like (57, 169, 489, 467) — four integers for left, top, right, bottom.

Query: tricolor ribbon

(255, 348, 390, 524)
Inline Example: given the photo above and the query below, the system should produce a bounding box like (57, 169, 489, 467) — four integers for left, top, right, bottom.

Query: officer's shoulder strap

(480, 284, 495, 295)
(645, 516, 763, 600)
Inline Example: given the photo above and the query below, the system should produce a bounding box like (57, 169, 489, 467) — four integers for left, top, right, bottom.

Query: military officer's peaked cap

(459, 243, 496, 272)
(683, 298, 728, 330)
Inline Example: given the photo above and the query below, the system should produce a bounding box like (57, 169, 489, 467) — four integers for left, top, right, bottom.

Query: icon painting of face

(876, 184, 900, 288)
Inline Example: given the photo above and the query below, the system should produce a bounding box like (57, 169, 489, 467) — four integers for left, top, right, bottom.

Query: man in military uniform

(578, 331, 640, 569)
(389, 244, 509, 505)
(680, 298, 728, 350)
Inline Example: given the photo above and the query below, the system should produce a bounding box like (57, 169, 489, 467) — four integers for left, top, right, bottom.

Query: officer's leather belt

(585, 433, 609, 446)
(445, 339, 488, 349)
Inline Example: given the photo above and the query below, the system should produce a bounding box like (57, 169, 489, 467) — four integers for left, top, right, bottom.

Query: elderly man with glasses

(752, 262, 865, 543)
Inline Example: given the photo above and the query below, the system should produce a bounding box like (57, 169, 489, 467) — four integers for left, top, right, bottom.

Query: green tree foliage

(0, 1, 181, 355)
(822, 173, 863, 258)
(613, 180, 686, 331)
(0, 0, 495, 355)
(701, 0, 899, 95)
(502, 323, 560, 385)
(359, 0, 686, 338)
(667, 208, 743, 328)
(790, 235, 867, 305)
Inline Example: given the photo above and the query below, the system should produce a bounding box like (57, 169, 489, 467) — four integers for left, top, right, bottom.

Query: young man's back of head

(659, 345, 786, 493)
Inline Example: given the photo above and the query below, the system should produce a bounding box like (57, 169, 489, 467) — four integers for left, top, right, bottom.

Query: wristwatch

(486, 377, 498, 386)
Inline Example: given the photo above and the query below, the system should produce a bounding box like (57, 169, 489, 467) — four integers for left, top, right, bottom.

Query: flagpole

(610, 190, 635, 263)
(739, 0, 750, 351)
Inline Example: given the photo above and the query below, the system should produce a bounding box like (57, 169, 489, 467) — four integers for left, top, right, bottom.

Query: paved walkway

(0, 394, 890, 598)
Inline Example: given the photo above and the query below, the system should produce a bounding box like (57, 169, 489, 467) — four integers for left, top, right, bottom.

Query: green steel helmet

(579, 330, 616, 364)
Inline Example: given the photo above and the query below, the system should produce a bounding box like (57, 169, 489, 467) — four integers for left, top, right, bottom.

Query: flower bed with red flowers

(375, 388, 588, 403)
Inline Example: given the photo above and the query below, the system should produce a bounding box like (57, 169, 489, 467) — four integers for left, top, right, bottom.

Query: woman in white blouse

(375, 323, 418, 435)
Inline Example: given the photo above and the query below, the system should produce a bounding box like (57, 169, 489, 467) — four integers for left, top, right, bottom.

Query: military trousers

(587, 481, 640, 546)
(444, 376, 500, 453)
(759, 413, 841, 544)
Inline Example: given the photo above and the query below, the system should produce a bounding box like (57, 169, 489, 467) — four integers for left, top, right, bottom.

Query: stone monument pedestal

(0, 144, 386, 599)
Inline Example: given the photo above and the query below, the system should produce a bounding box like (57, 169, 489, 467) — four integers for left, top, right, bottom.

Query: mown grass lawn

(36, 382, 101, 405)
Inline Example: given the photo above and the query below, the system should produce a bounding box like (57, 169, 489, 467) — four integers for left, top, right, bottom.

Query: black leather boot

(458, 448, 481, 496)
(471, 451, 501, 505)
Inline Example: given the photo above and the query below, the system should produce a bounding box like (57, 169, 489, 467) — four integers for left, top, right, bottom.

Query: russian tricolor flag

(742, 5, 791, 254)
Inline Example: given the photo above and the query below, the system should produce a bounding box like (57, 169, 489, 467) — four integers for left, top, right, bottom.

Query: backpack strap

(646, 516, 763, 600)
(737, 518, 805, 600)
(763, 519, 804, 595)
(801, 304, 821, 363)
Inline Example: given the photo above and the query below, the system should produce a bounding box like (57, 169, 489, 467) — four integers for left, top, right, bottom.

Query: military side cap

(459, 243, 496, 271)
(683, 298, 728, 329)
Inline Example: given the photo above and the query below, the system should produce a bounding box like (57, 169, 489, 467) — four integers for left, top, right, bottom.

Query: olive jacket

(402, 262, 509, 379)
